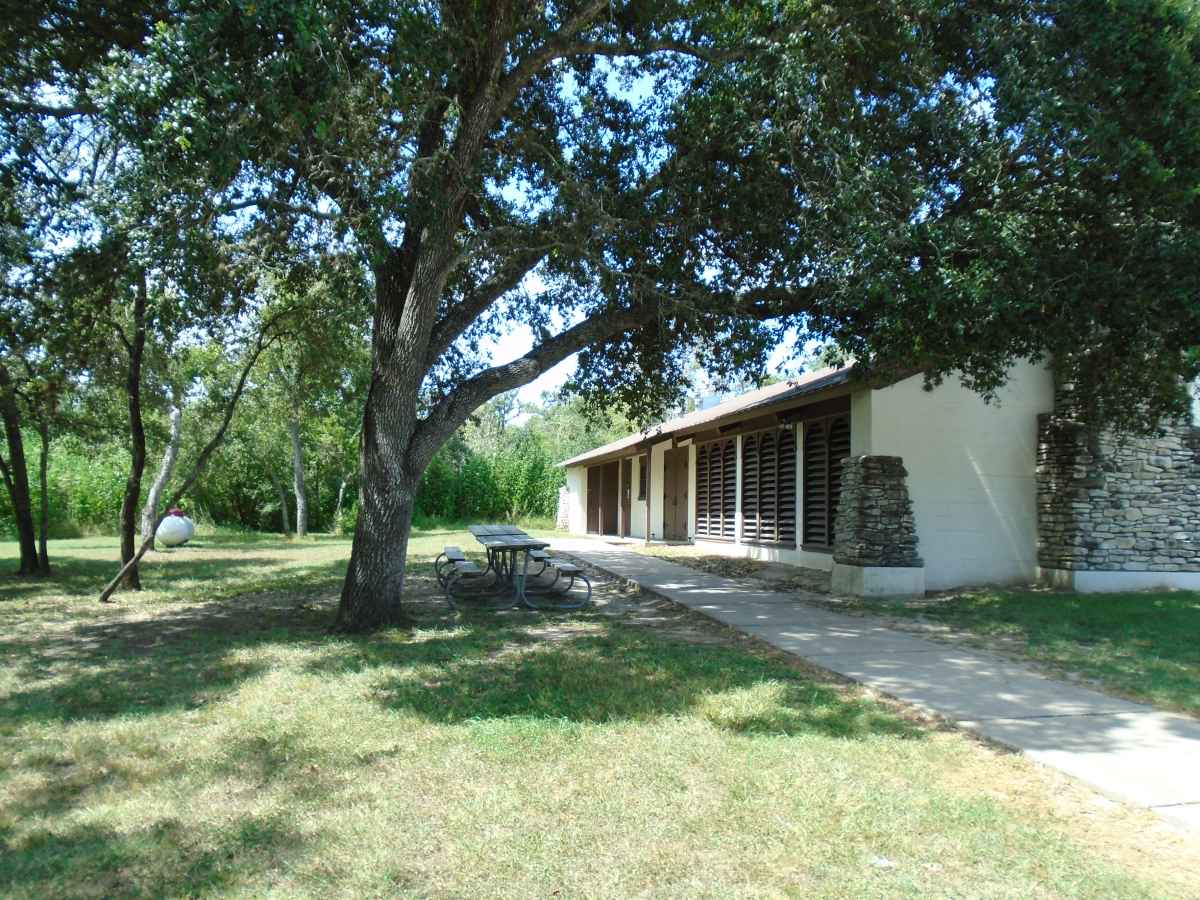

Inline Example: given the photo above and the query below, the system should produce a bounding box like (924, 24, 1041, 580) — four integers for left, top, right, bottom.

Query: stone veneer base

(1039, 567, 1200, 593)
(832, 563, 926, 598)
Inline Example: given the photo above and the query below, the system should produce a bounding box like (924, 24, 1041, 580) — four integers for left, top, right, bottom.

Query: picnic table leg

(515, 549, 534, 609)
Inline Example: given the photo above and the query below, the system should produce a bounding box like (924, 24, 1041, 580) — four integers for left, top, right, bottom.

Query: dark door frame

(663, 446, 689, 541)
(601, 460, 619, 535)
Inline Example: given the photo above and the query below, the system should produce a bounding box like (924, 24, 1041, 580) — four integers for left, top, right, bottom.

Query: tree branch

(424, 245, 550, 368)
(411, 300, 655, 467)
(0, 98, 96, 118)
(218, 196, 340, 221)
(495, 0, 612, 112)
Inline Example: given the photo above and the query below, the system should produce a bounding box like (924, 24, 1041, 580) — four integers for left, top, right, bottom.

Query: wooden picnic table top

(468, 524, 529, 537)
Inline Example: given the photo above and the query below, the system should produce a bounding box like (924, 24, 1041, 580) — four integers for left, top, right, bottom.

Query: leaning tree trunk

(140, 403, 183, 548)
(118, 274, 148, 590)
(288, 416, 308, 538)
(0, 363, 39, 575)
(332, 472, 351, 532)
(36, 418, 50, 574)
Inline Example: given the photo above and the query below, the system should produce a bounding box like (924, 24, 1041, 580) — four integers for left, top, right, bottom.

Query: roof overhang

(558, 367, 856, 469)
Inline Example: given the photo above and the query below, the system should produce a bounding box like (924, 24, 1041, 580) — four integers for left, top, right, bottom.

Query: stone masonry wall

(1036, 412, 1200, 572)
(833, 455, 923, 568)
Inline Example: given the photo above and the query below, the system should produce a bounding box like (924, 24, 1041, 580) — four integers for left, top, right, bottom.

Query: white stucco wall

(855, 361, 1055, 590)
(691, 538, 837, 571)
(648, 439, 671, 539)
(629, 455, 647, 539)
(564, 465, 586, 534)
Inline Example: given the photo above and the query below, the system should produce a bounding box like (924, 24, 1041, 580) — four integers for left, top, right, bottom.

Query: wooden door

(620, 458, 632, 536)
(663, 447, 690, 540)
(586, 465, 601, 533)
(601, 460, 620, 534)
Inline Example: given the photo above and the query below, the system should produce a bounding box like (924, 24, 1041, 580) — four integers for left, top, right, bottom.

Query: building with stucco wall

(558, 364, 1200, 597)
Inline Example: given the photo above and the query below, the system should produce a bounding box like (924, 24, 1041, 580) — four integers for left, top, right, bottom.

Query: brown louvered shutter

(741, 434, 759, 542)
(759, 431, 778, 541)
(695, 438, 737, 539)
(739, 427, 798, 546)
(802, 415, 852, 547)
(706, 444, 717, 537)
(828, 416, 851, 542)
(803, 422, 829, 546)
(721, 439, 737, 539)
(778, 427, 797, 546)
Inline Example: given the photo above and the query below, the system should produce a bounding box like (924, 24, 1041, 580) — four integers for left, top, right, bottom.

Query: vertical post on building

(644, 449, 652, 544)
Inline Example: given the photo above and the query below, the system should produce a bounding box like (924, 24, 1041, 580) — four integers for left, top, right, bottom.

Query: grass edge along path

(629, 543, 1200, 720)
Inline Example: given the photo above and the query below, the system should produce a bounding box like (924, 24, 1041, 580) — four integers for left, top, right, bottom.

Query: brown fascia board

(559, 434, 661, 468)
(559, 366, 865, 468)
(678, 379, 855, 441)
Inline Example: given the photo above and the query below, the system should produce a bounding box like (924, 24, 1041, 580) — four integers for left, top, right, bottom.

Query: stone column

(831, 455, 925, 598)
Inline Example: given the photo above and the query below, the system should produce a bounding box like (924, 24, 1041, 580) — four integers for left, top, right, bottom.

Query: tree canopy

(3, 1, 1199, 627)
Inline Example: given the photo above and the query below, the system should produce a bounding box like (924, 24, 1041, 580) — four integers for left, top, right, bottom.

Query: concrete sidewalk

(553, 536, 1200, 831)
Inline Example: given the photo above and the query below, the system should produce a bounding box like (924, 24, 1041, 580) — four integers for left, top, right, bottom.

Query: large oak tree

(6, 1, 1199, 628)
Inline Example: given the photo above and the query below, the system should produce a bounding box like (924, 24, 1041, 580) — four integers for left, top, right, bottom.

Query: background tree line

(0, 385, 632, 539)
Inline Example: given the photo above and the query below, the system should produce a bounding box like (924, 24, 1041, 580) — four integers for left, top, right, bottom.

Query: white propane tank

(156, 515, 195, 547)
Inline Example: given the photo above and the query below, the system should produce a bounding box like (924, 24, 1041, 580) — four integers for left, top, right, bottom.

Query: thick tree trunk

(36, 419, 50, 574)
(288, 416, 308, 538)
(140, 403, 183, 548)
(270, 470, 291, 535)
(0, 364, 39, 575)
(335, 459, 417, 632)
(334, 341, 426, 631)
(119, 274, 148, 591)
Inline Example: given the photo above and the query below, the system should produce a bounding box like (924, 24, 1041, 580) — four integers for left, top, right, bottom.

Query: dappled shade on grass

(1, 532, 1197, 898)
(361, 627, 920, 740)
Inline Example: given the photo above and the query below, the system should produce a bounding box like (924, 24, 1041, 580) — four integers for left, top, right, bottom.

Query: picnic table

(433, 524, 590, 611)
(472, 530, 551, 608)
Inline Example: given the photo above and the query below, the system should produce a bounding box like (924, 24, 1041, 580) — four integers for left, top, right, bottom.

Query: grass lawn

(1, 532, 1198, 898)
(867, 589, 1200, 719)
(630, 544, 1200, 720)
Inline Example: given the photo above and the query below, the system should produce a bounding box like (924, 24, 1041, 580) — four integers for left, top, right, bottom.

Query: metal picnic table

(470, 527, 551, 609)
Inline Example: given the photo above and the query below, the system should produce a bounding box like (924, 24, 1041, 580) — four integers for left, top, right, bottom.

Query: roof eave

(557, 368, 856, 469)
